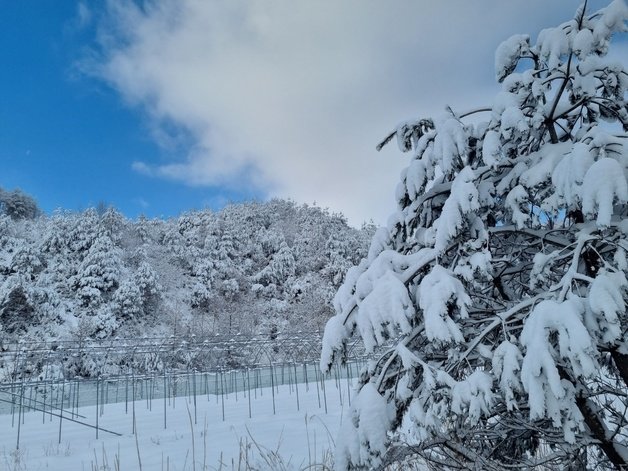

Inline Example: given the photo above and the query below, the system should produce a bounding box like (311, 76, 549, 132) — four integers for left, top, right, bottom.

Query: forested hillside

(0, 197, 373, 344)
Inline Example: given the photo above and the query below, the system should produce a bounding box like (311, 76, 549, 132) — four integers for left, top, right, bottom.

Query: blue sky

(1, 1, 623, 224)
(0, 1, 261, 218)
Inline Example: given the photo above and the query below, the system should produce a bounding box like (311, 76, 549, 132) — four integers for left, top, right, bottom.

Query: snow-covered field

(0, 376, 351, 470)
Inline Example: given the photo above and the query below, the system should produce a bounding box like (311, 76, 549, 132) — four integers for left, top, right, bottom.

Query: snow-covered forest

(0, 196, 373, 345)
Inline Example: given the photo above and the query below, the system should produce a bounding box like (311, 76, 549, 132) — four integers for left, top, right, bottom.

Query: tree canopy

(0, 199, 372, 355)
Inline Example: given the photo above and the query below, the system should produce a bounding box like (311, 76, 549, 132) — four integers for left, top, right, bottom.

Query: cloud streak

(94, 0, 587, 224)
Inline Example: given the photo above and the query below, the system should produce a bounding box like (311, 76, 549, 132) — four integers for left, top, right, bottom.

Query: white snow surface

(334, 382, 394, 470)
(0, 378, 350, 471)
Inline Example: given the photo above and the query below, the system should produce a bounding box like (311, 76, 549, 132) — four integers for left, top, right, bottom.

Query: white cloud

(133, 197, 150, 209)
(131, 161, 152, 176)
(94, 0, 587, 225)
(76, 2, 92, 29)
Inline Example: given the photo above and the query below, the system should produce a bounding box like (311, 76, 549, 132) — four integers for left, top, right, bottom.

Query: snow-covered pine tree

(321, 2, 628, 469)
(0, 188, 40, 220)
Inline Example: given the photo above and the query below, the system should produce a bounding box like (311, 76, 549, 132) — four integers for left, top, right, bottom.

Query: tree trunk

(575, 395, 627, 469)
(610, 348, 628, 388)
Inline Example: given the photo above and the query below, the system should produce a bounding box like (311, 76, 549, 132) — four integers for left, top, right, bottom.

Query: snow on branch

(418, 265, 470, 343)
(495, 34, 531, 82)
(357, 271, 414, 352)
(581, 158, 628, 227)
(586, 269, 627, 342)
(429, 167, 479, 252)
(520, 298, 597, 422)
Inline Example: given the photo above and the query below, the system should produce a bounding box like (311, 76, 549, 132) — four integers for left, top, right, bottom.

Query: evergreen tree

(0, 188, 40, 220)
(0, 276, 34, 334)
(322, 2, 628, 469)
(72, 233, 121, 307)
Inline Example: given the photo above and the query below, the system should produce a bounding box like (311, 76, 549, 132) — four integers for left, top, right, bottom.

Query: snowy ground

(0, 375, 352, 470)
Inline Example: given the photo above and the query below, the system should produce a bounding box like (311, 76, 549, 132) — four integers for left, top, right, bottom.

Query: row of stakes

(1, 360, 367, 450)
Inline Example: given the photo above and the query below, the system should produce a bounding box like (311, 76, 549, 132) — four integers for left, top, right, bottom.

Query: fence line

(0, 332, 375, 382)
(0, 359, 365, 450)
(0, 333, 385, 450)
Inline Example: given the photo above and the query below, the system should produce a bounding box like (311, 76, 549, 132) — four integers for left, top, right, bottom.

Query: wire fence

(1, 359, 365, 450)
(0, 332, 370, 381)
(0, 333, 373, 450)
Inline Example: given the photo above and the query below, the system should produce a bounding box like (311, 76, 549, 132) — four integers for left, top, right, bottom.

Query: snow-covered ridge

(0, 199, 373, 348)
